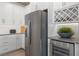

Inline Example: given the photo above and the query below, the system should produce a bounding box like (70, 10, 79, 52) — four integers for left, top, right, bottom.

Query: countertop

(0, 33, 25, 36)
(48, 36, 79, 44)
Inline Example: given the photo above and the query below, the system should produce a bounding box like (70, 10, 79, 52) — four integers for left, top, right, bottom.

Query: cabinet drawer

(0, 46, 9, 54)
(0, 42, 9, 47)
(0, 36, 9, 46)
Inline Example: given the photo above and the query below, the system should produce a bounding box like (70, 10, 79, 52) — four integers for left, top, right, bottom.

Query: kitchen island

(48, 36, 79, 56)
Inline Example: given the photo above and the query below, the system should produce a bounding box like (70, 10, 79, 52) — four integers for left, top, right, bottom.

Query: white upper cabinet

(13, 4, 25, 25)
(0, 3, 13, 25)
(0, 2, 25, 25)
(4, 3, 13, 25)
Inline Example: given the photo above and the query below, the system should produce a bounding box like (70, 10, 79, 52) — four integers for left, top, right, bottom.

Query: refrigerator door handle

(27, 20, 30, 38)
(27, 20, 31, 45)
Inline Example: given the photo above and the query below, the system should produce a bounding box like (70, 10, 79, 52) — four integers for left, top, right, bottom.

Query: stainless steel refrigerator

(25, 10, 48, 56)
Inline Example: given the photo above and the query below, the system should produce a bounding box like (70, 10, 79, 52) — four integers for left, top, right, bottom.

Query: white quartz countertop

(0, 33, 25, 36)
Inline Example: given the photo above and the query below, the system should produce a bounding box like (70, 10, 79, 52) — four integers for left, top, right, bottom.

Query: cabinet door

(0, 46, 9, 54)
(0, 35, 17, 55)
(0, 3, 13, 25)
(22, 34, 25, 49)
(16, 34, 22, 49)
(0, 36, 9, 54)
(13, 5, 24, 25)
(8, 35, 16, 51)
(0, 36, 4, 47)
(0, 36, 12, 54)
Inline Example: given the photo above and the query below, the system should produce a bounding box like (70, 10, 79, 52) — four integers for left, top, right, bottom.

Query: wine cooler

(50, 40, 75, 56)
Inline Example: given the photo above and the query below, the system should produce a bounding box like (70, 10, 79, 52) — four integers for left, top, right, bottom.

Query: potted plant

(57, 27, 74, 38)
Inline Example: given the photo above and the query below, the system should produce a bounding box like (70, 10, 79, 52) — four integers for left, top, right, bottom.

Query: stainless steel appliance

(25, 10, 48, 56)
(49, 38, 75, 56)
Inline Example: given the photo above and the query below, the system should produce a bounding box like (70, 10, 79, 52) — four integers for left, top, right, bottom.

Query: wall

(25, 2, 79, 38)
(24, 2, 37, 15)
(51, 2, 79, 38)
(24, 2, 79, 55)
(24, 2, 54, 36)
(0, 2, 25, 34)
(12, 3, 25, 33)
(24, 2, 53, 23)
